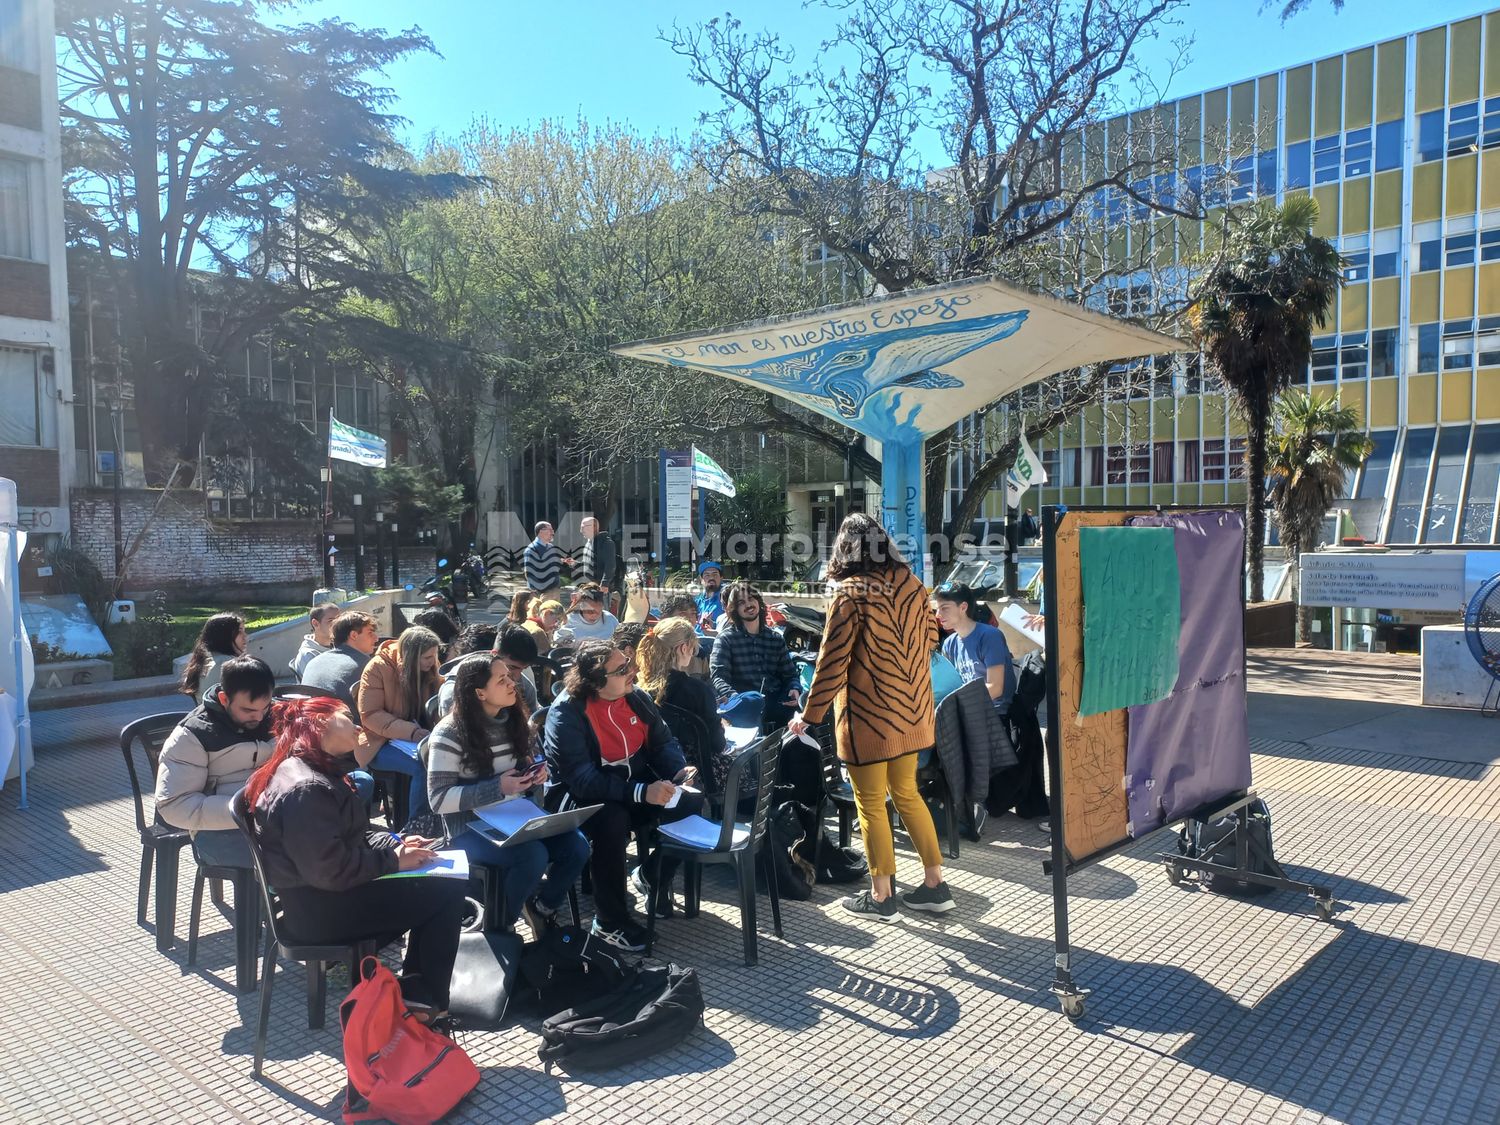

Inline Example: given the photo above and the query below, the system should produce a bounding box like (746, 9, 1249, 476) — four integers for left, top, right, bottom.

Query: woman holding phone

(426, 653, 590, 937)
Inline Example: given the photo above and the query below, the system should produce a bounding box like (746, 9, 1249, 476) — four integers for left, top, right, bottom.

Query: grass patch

(104, 602, 308, 681)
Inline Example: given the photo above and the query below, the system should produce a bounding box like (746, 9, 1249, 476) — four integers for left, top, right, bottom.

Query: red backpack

(339, 957, 479, 1125)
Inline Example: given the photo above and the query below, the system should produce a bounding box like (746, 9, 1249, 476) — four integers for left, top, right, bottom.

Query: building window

(1484, 97, 1500, 150)
(1343, 127, 1372, 178)
(1202, 438, 1247, 483)
(0, 157, 33, 261)
(1256, 149, 1278, 195)
(1375, 120, 1404, 171)
(1313, 134, 1341, 184)
(1340, 333, 1369, 379)
(1418, 109, 1446, 162)
(1444, 320, 1477, 370)
(1478, 316, 1500, 366)
(1343, 250, 1369, 282)
(1417, 238, 1441, 272)
(1449, 101, 1481, 156)
(1230, 156, 1254, 203)
(1153, 441, 1174, 484)
(0, 347, 40, 446)
(1087, 446, 1105, 487)
(1446, 231, 1477, 267)
(1372, 249, 1399, 278)
(1481, 228, 1500, 262)
(1370, 328, 1398, 378)
(1310, 335, 1339, 382)
(1390, 428, 1436, 543)
(1285, 140, 1310, 190)
(1459, 424, 1500, 543)
(1416, 323, 1441, 373)
(1424, 425, 1471, 543)
(1179, 440, 1201, 483)
(0, 0, 38, 72)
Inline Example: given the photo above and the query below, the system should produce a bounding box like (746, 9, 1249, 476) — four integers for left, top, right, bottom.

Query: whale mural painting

(613, 276, 1186, 578)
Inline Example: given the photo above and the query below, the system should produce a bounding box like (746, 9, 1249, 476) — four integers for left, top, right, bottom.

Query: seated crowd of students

(153, 567, 1021, 1027)
(154, 588, 775, 1026)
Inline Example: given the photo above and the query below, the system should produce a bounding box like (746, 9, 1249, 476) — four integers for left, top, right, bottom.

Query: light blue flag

(692, 446, 736, 497)
(328, 414, 387, 468)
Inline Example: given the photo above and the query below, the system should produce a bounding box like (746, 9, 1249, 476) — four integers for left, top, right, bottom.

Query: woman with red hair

(246, 695, 466, 1021)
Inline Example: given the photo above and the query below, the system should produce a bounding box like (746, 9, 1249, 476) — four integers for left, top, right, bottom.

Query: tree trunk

(1246, 404, 1269, 604)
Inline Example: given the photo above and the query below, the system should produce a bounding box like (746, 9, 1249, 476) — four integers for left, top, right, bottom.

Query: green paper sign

(1079, 526, 1181, 717)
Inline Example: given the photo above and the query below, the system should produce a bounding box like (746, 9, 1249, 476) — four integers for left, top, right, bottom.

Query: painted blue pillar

(879, 438, 927, 582)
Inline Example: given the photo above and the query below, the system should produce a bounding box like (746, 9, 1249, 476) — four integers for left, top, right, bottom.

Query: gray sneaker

(900, 881, 956, 914)
(840, 889, 901, 923)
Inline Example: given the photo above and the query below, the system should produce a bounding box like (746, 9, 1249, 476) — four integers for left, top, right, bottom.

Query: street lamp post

(353, 492, 365, 591)
(374, 510, 385, 589)
(319, 467, 334, 588)
(390, 522, 399, 586)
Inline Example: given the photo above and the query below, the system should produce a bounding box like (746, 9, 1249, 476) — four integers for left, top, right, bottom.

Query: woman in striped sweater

(789, 514, 954, 921)
(426, 653, 590, 937)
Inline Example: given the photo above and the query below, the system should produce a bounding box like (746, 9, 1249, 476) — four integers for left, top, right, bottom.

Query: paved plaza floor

(1, 653, 1497, 1123)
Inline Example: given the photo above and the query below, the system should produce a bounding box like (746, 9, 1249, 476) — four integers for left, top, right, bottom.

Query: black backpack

(515, 925, 629, 1017)
(538, 964, 704, 1071)
(1179, 798, 1278, 896)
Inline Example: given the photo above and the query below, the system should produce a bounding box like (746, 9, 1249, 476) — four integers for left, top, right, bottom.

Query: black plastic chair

(914, 752, 962, 861)
(811, 720, 857, 849)
(645, 733, 783, 966)
(423, 691, 444, 729)
(229, 791, 398, 1078)
(120, 711, 193, 951)
(186, 852, 263, 993)
(659, 701, 729, 811)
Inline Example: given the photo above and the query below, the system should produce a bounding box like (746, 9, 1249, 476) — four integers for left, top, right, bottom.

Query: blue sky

(304, 0, 1492, 154)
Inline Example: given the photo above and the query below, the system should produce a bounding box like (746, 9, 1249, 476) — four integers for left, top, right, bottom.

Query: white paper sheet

(999, 602, 1046, 647)
(377, 849, 470, 881)
(725, 724, 760, 749)
(388, 738, 421, 759)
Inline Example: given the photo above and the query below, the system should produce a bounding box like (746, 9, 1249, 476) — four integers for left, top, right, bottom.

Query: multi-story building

(0, 0, 74, 543)
(1011, 10, 1500, 548)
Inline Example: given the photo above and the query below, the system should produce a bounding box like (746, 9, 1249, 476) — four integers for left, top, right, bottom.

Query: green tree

(1267, 391, 1371, 632)
(667, 0, 1213, 540)
(1189, 196, 1344, 602)
(58, 0, 475, 481)
(707, 472, 795, 581)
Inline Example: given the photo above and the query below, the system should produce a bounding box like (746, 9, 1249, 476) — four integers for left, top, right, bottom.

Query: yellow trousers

(845, 754, 943, 878)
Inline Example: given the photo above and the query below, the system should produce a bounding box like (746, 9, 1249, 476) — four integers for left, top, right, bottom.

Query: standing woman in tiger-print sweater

(789, 513, 955, 921)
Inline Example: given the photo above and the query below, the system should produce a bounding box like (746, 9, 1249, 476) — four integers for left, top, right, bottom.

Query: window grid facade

(992, 11, 1500, 545)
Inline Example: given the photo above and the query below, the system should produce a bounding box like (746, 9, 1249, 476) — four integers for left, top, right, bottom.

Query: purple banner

(1123, 511, 1251, 836)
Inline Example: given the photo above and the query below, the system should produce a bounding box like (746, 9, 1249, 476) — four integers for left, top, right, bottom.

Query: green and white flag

(1003, 433, 1047, 509)
(329, 413, 387, 468)
(692, 446, 736, 498)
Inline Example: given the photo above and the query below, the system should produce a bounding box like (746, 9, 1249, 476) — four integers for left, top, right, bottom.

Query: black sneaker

(522, 896, 557, 940)
(900, 881, 956, 914)
(590, 918, 648, 952)
(839, 889, 901, 923)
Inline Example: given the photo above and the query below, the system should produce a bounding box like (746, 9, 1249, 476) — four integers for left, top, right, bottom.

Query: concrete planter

(34, 657, 114, 690)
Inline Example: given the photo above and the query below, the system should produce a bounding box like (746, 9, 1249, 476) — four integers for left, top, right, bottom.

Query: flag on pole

(692, 446, 736, 498)
(329, 413, 387, 468)
(1004, 432, 1047, 509)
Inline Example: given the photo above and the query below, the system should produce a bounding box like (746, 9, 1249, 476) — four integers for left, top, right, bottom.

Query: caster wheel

(1164, 860, 1182, 886)
(1060, 995, 1086, 1020)
(1315, 899, 1336, 922)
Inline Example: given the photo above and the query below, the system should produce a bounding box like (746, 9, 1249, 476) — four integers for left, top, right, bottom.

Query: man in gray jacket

(154, 655, 277, 868)
(301, 610, 379, 714)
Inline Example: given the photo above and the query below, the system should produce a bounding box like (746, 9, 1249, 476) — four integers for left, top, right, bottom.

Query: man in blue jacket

(543, 639, 702, 952)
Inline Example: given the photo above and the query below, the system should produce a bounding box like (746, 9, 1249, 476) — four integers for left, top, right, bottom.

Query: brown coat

(355, 639, 441, 760)
(803, 564, 937, 765)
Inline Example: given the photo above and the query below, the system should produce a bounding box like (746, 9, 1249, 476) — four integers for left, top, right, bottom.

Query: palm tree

(1267, 391, 1373, 636)
(1189, 197, 1345, 601)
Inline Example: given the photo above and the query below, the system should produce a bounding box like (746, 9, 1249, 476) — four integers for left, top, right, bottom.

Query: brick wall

(70, 487, 320, 597)
(0, 446, 59, 506)
(0, 258, 51, 320)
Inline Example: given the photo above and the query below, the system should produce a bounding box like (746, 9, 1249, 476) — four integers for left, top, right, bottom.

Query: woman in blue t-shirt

(931, 582, 1014, 714)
